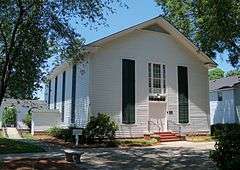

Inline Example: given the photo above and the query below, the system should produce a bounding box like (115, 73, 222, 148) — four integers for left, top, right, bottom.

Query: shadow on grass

(0, 138, 45, 154)
(2, 158, 80, 170)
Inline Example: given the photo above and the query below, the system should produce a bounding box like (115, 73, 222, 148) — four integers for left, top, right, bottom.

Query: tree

(0, 0, 125, 106)
(155, 0, 240, 67)
(2, 106, 17, 127)
(208, 68, 224, 80)
(225, 70, 240, 77)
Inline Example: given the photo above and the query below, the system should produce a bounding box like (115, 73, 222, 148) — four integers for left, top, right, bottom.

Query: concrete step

(6, 127, 22, 139)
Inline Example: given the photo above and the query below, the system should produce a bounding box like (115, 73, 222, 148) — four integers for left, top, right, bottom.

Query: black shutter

(178, 66, 189, 123)
(48, 80, 51, 107)
(71, 65, 77, 123)
(62, 71, 66, 122)
(122, 59, 135, 124)
(54, 76, 58, 109)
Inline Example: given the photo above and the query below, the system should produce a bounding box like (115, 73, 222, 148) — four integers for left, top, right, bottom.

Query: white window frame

(148, 63, 166, 96)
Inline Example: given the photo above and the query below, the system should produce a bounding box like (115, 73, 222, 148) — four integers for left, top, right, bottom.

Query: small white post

(75, 135, 79, 146)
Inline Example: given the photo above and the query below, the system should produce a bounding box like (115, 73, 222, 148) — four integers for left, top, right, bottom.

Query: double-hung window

(148, 63, 166, 101)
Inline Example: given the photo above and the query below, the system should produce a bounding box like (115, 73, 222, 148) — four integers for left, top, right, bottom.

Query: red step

(154, 131, 182, 142)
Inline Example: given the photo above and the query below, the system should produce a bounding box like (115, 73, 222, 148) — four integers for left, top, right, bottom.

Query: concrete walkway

(5, 127, 22, 139)
(0, 141, 216, 170)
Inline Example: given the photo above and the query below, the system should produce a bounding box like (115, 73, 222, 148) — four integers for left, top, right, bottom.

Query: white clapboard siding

(31, 110, 60, 134)
(89, 30, 210, 137)
(210, 90, 236, 125)
(48, 61, 90, 127)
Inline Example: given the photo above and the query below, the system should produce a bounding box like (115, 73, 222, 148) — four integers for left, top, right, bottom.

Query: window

(54, 76, 58, 109)
(148, 63, 166, 95)
(122, 59, 135, 124)
(48, 80, 51, 107)
(61, 71, 66, 122)
(178, 66, 189, 123)
(217, 91, 223, 101)
(71, 65, 77, 123)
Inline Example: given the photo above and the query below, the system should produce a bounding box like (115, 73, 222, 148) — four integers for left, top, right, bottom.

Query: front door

(149, 102, 167, 132)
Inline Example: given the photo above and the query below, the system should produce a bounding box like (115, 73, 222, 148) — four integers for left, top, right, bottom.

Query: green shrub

(22, 111, 32, 129)
(210, 126, 240, 169)
(47, 127, 74, 142)
(211, 123, 240, 136)
(2, 107, 17, 126)
(85, 113, 118, 143)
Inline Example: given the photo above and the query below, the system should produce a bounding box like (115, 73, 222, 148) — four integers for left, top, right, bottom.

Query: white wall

(90, 29, 210, 137)
(48, 60, 90, 127)
(31, 110, 60, 134)
(210, 89, 237, 124)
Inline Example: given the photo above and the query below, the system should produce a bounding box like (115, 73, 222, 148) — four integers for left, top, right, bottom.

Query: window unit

(48, 80, 51, 107)
(148, 63, 166, 101)
(178, 66, 189, 123)
(217, 91, 223, 101)
(54, 76, 58, 109)
(61, 71, 66, 122)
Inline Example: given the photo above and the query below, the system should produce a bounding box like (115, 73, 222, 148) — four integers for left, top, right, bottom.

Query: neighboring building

(0, 99, 48, 129)
(209, 76, 240, 125)
(46, 16, 216, 137)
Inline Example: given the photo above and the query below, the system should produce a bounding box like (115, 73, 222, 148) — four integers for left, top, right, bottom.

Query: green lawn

(22, 132, 33, 140)
(0, 131, 3, 138)
(114, 138, 159, 147)
(0, 138, 45, 154)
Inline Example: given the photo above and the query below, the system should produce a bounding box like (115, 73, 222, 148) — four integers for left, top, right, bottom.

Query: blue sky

(36, 0, 234, 100)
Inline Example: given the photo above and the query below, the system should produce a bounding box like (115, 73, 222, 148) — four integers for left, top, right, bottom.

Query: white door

(149, 102, 167, 132)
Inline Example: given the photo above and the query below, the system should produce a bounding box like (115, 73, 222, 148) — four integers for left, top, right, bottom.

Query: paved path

(5, 127, 22, 139)
(78, 141, 216, 170)
(0, 141, 216, 170)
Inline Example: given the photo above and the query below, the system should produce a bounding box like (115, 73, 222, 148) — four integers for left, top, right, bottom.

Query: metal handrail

(167, 120, 182, 134)
(148, 120, 161, 133)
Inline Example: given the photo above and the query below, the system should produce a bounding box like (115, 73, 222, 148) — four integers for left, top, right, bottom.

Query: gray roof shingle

(209, 76, 240, 91)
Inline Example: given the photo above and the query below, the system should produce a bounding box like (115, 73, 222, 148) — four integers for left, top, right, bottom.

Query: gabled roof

(209, 76, 240, 91)
(49, 16, 217, 79)
(87, 16, 217, 68)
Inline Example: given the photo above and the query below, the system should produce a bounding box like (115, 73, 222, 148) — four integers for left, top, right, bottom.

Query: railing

(148, 120, 161, 133)
(167, 120, 191, 135)
(167, 120, 182, 134)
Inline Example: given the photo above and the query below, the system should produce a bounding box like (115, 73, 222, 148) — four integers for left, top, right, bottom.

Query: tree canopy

(0, 0, 124, 105)
(208, 68, 225, 80)
(225, 70, 240, 77)
(155, 0, 240, 67)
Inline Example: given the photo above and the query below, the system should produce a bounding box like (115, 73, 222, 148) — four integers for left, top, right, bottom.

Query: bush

(47, 127, 74, 142)
(85, 113, 118, 143)
(210, 125, 240, 169)
(211, 123, 240, 136)
(23, 111, 32, 129)
(2, 107, 17, 126)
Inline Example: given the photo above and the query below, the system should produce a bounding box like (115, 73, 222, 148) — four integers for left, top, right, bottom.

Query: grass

(0, 131, 3, 138)
(0, 138, 45, 154)
(22, 132, 33, 140)
(186, 135, 214, 142)
(114, 138, 159, 147)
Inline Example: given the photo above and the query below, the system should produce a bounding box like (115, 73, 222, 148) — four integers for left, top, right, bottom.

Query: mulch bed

(2, 158, 80, 170)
